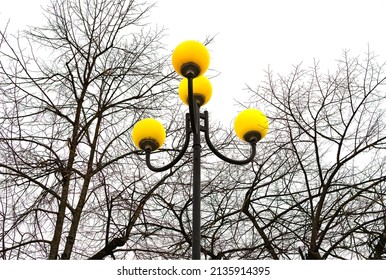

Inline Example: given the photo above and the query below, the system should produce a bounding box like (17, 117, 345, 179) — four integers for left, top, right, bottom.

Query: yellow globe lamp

(131, 118, 166, 151)
(172, 40, 210, 78)
(234, 108, 269, 143)
(178, 76, 212, 106)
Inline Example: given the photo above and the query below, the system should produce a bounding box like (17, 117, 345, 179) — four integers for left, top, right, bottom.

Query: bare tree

(0, 0, 181, 259)
(2, 1, 385, 261)
(242, 49, 386, 259)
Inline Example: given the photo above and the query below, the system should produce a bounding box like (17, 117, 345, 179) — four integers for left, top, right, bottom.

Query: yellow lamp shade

(178, 76, 212, 106)
(131, 118, 166, 151)
(234, 108, 269, 142)
(172, 40, 210, 77)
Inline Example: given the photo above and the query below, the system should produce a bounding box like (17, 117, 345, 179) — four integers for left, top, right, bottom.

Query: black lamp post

(131, 40, 268, 260)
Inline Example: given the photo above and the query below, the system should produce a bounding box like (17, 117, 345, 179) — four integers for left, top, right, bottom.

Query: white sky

(1, 0, 386, 125)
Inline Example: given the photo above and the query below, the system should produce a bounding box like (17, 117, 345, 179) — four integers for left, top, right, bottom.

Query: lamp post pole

(131, 40, 269, 260)
(187, 73, 203, 259)
(192, 125, 201, 259)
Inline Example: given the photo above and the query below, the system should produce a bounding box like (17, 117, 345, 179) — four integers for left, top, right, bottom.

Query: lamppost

(131, 40, 268, 260)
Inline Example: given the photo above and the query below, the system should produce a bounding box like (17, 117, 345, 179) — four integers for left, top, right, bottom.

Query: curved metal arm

(203, 111, 256, 165)
(145, 114, 191, 172)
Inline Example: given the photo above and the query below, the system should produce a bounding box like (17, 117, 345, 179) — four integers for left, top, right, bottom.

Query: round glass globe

(172, 40, 210, 77)
(178, 76, 212, 106)
(131, 118, 166, 150)
(234, 109, 269, 142)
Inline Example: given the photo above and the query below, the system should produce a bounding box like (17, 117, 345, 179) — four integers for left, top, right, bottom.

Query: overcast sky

(2, 0, 386, 125)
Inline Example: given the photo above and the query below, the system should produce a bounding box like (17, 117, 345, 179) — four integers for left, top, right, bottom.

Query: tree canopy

(1, 0, 385, 260)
